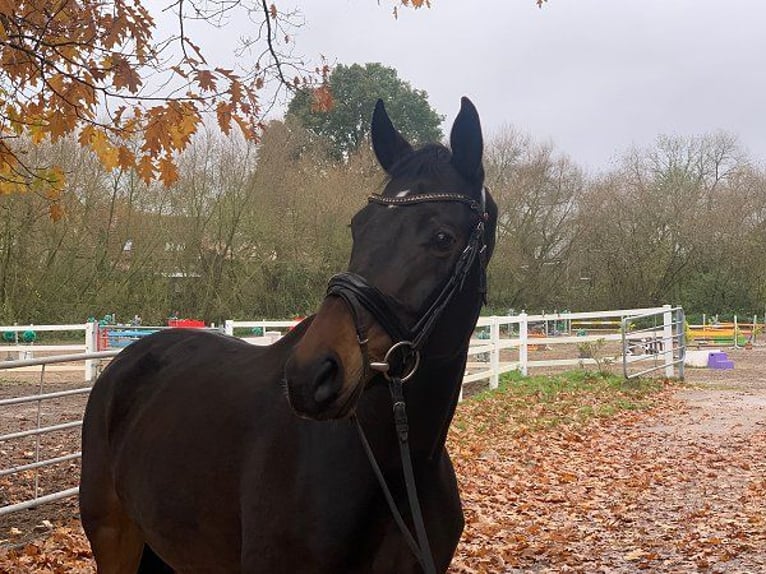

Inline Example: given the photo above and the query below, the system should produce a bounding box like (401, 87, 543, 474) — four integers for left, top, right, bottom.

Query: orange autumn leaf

(311, 85, 334, 113)
(229, 80, 243, 104)
(158, 156, 179, 186)
(195, 69, 217, 92)
(216, 102, 233, 135)
(110, 54, 142, 93)
(117, 146, 136, 171)
(89, 129, 120, 171)
(137, 154, 155, 184)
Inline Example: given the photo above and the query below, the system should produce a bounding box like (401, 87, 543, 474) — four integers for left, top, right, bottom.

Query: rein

(327, 190, 489, 574)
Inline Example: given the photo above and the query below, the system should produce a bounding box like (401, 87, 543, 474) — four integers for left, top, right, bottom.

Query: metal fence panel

(621, 306, 685, 380)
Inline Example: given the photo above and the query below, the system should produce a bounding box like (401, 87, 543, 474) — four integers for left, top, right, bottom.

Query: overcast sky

(159, 0, 766, 171)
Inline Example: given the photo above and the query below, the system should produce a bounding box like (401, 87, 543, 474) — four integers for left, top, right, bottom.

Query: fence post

(224, 320, 234, 337)
(733, 315, 739, 348)
(663, 304, 674, 378)
(84, 321, 97, 382)
(621, 315, 629, 379)
(677, 308, 685, 381)
(519, 312, 528, 376)
(490, 317, 500, 390)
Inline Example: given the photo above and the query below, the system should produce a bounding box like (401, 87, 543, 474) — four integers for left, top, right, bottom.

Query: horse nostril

(313, 357, 341, 405)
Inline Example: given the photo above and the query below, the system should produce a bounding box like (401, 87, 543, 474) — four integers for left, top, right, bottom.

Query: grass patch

(455, 369, 666, 435)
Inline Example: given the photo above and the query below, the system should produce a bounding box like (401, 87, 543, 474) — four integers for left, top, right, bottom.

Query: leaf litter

(1, 349, 765, 573)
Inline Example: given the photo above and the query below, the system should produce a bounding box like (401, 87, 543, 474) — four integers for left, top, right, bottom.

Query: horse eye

(433, 231, 455, 249)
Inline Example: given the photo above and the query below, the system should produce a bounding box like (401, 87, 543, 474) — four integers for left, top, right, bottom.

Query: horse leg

(80, 452, 173, 573)
(80, 432, 146, 572)
(81, 489, 146, 574)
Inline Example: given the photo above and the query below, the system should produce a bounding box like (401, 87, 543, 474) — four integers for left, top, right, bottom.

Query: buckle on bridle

(369, 340, 421, 383)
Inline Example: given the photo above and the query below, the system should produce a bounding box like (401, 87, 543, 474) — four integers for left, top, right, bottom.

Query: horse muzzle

(284, 352, 354, 420)
(283, 297, 386, 421)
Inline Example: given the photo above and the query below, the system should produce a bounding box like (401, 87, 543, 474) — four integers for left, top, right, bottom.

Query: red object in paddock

(167, 319, 206, 328)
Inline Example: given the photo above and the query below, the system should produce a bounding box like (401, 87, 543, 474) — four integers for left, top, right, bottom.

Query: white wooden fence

(0, 323, 99, 381)
(225, 305, 679, 397)
(460, 305, 678, 398)
(0, 306, 679, 388)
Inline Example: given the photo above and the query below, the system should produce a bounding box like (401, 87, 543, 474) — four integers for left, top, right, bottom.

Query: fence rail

(2, 306, 683, 517)
(0, 323, 100, 381)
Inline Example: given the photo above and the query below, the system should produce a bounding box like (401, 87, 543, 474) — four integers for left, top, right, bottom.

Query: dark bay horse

(80, 97, 497, 573)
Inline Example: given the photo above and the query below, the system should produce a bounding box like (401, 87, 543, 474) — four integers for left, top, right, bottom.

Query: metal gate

(0, 351, 118, 517)
(621, 306, 685, 380)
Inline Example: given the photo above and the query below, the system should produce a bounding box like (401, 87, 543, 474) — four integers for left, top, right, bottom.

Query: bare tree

(485, 126, 585, 311)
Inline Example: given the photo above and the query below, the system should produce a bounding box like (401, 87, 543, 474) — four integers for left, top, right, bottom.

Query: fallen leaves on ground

(2, 372, 765, 573)
(0, 522, 92, 573)
(448, 374, 766, 573)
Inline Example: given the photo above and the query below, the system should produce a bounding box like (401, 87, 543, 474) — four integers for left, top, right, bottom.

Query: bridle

(325, 189, 489, 574)
(327, 189, 489, 377)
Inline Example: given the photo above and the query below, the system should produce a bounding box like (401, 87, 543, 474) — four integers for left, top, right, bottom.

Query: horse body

(82, 328, 465, 573)
(81, 97, 495, 573)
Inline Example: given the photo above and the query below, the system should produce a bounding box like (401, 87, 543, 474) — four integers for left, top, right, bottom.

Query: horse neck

(408, 268, 484, 460)
(354, 350, 465, 477)
(405, 351, 468, 460)
(360, 280, 481, 466)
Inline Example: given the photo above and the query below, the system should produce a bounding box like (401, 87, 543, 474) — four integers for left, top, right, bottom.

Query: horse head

(284, 97, 496, 420)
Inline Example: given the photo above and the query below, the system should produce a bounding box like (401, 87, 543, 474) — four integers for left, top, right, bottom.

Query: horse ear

(450, 97, 484, 183)
(371, 99, 414, 173)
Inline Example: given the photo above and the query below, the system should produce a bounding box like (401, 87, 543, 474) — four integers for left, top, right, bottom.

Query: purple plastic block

(707, 351, 734, 370)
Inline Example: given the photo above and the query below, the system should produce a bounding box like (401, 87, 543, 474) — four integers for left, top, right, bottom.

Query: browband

(367, 192, 484, 215)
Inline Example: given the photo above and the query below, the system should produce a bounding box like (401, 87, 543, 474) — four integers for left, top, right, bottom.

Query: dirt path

(616, 347, 766, 573)
(669, 346, 766, 436)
